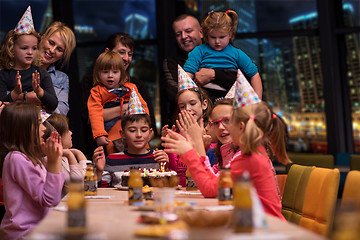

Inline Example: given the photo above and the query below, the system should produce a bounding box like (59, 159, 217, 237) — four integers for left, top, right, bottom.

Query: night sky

(0, 1, 359, 39)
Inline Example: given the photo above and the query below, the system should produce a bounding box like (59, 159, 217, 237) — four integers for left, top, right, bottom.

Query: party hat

(178, 65, 198, 91)
(14, 6, 35, 34)
(225, 81, 236, 98)
(126, 88, 146, 115)
(40, 110, 51, 123)
(233, 69, 261, 108)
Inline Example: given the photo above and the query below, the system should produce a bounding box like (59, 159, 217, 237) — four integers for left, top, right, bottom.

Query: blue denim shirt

(48, 64, 69, 115)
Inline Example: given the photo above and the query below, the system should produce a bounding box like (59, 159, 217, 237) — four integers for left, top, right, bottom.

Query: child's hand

(32, 70, 44, 98)
(177, 111, 203, 144)
(96, 136, 110, 146)
(93, 146, 105, 180)
(203, 134, 212, 150)
(42, 131, 63, 174)
(11, 71, 23, 101)
(177, 111, 206, 156)
(25, 91, 42, 105)
(154, 148, 169, 164)
(194, 68, 215, 86)
(0, 101, 8, 114)
(161, 124, 176, 138)
(161, 129, 193, 156)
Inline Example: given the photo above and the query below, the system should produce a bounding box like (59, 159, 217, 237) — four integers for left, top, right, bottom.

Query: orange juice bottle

(84, 163, 97, 196)
(67, 180, 86, 236)
(218, 167, 233, 205)
(128, 169, 143, 205)
(232, 171, 253, 233)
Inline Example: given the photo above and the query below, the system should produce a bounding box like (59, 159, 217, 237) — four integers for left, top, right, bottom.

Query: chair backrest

(349, 154, 360, 171)
(286, 153, 335, 173)
(341, 170, 360, 208)
(281, 164, 314, 223)
(276, 174, 287, 198)
(299, 167, 340, 237)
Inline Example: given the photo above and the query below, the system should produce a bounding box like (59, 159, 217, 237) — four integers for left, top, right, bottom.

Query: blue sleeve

(51, 70, 69, 115)
(183, 46, 203, 74)
(236, 49, 258, 78)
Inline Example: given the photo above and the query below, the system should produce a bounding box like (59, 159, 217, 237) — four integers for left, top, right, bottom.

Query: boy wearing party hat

(97, 89, 169, 187)
(0, 6, 58, 111)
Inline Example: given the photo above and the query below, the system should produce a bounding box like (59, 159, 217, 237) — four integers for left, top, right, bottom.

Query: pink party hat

(126, 88, 146, 115)
(233, 69, 261, 108)
(14, 6, 35, 34)
(178, 65, 198, 91)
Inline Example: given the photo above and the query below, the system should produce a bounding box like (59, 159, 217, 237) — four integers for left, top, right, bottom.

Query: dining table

(26, 188, 328, 240)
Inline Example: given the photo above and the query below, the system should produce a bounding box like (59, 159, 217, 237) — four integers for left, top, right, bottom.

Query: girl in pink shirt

(0, 103, 65, 240)
(162, 101, 290, 220)
(163, 86, 212, 186)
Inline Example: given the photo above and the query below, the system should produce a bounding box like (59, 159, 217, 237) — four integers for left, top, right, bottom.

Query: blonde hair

(0, 29, 41, 69)
(40, 21, 76, 68)
(92, 50, 127, 86)
(201, 10, 238, 43)
(231, 101, 290, 165)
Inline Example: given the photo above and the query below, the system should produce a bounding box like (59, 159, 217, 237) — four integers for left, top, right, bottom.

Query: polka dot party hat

(14, 6, 35, 34)
(126, 88, 146, 115)
(225, 80, 237, 99)
(233, 69, 261, 108)
(178, 64, 198, 91)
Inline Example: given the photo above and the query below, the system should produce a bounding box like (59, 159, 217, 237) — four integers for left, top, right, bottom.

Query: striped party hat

(233, 69, 261, 108)
(178, 65, 198, 91)
(126, 88, 146, 115)
(14, 6, 35, 34)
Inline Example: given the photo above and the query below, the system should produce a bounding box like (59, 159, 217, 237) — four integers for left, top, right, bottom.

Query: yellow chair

(281, 164, 314, 223)
(341, 170, 360, 207)
(349, 154, 360, 171)
(299, 167, 340, 237)
(276, 174, 287, 198)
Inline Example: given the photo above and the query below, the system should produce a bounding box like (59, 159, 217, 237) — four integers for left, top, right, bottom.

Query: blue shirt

(48, 64, 69, 115)
(183, 43, 258, 78)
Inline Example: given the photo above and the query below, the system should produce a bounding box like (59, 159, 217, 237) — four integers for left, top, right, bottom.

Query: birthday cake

(121, 168, 178, 187)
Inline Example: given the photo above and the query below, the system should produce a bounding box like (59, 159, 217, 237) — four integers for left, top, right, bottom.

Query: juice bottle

(84, 163, 97, 196)
(67, 180, 86, 236)
(218, 167, 233, 205)
(128, 169, 143, 205)
(232, 171, 253, 233)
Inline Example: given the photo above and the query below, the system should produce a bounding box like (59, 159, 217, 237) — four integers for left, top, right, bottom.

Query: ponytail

(269, 115, 291, 165)
(225, 10, 238, 41)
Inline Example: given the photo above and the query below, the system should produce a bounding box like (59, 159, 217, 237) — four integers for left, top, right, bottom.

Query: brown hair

(92, 50, 127, 86)
(105, 32, 135, 52)
(175, 87, 213, 126)
(201, 10, 238, 43)
(231, 101, 290, 165)
(0, 103, 44, 176)
(40, 21, 76, 68)
(121, 113, 151, 130)
(43, 113, 69, 141)
(0, 29, 41, 69)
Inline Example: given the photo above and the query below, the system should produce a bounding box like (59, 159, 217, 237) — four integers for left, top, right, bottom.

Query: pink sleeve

(7, 152, 65, 207)
(180, 149, 218, 197)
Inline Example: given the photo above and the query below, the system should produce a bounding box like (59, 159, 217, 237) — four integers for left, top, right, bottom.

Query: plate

(137, 201, 196, 211)
(115, 185, 129, 191)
